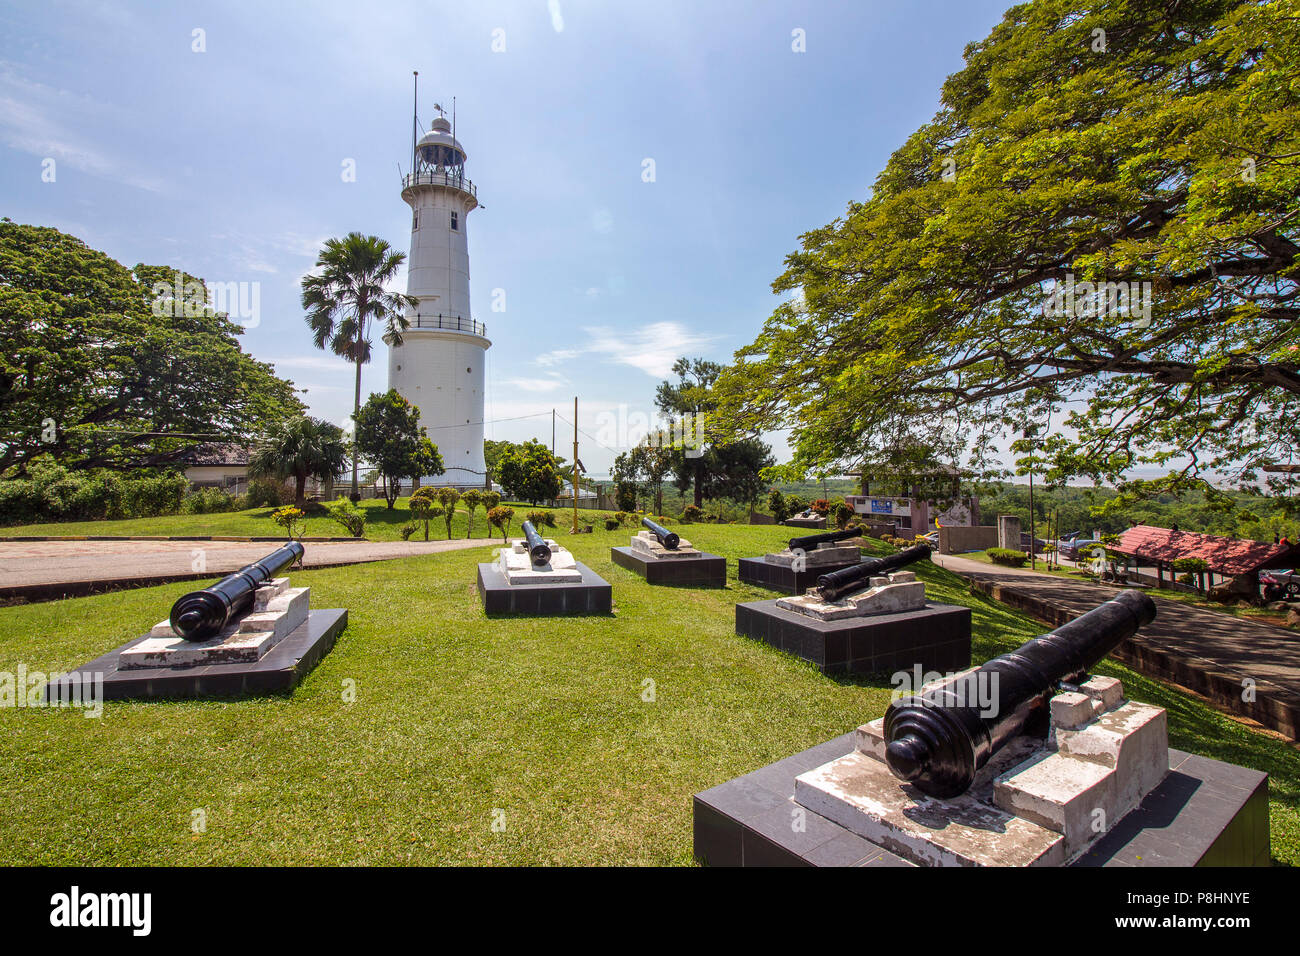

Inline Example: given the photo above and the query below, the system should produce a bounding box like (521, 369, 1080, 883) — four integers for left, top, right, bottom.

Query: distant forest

(627, 478, 1297, 545)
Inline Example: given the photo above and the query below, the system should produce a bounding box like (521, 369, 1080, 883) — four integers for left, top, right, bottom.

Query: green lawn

(0, 525, 1295, 865)
(0, 498, 571, 542)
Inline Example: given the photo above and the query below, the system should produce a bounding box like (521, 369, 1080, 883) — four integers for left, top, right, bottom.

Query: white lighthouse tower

(386, 104, 489, 488)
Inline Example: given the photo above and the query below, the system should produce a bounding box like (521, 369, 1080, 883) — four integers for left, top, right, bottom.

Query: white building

(385, 109, 490, 488)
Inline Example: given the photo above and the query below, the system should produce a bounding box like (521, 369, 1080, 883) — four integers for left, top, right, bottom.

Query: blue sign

(870, 499, 894, 514)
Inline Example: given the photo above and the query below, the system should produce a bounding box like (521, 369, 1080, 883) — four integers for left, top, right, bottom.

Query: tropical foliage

(712, 0, 1300, 510)
(0, 221, 301, 476)
(301, 233, 417, 499)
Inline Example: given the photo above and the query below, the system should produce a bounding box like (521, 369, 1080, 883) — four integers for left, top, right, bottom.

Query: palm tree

(302, 233, 417, 501)
(249, 417, 350, 508)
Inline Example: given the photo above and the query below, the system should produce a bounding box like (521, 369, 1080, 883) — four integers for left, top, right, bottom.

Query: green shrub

(325, 499, 367, 538)
(271, 505, 305, 540)
(681, 504, 703, 523)
(184, 486, 237, 514)
(488, 505, 515, 542)
(399, 521, 418, 541)
(830, 501, 853, 529)
(986, 547, 1029, 568)
(525, 509, 555, 528)
(247, 478, 287, 509)
(0, 463, 188, 524)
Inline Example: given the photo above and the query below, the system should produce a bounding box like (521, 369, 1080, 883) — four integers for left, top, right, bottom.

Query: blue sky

(1, 0, 1015, 477)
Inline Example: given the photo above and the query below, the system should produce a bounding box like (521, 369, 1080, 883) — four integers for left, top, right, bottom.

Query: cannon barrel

(641, 517, 680, 550)
(883, 589, 1157, 798)
(520, 520, 552, 567)
(169, 541, 304, 641)
(815, 543, 930, 601)
(788, 527, 860, 553)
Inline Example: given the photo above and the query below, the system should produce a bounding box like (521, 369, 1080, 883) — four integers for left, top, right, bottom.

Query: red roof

(1111, 525, 1297, 575)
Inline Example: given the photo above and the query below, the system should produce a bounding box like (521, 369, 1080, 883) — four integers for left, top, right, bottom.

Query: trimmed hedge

(0, 463, 191, 525)
(986, 547, 1029, 568)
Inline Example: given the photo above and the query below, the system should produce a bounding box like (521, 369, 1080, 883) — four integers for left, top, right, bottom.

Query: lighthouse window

(412, 210, 419, 231)
(450, 211, 458, 231)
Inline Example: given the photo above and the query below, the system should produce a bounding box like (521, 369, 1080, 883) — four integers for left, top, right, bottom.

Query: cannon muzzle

(883, 589, 1157, 798)
(816, 543, 930, 601)
(169, 541, 305, 641)
(520, 520, 552, 566)
(642, 517, 680, 550)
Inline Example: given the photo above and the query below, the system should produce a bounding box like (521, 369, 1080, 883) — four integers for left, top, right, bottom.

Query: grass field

(0, 498, 573, 542)
(1, 525, 1295, 865)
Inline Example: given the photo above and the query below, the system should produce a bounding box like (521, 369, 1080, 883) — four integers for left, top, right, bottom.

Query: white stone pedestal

(776, 571, 927, 621)
(629, 530, 700, 560)
(793, 674, 1169, 866)
(121, 578, 311, 669)
(498, 539, 583, 585)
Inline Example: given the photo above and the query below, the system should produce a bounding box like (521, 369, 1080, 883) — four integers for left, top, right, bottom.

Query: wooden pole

(572, 396, 580, 533)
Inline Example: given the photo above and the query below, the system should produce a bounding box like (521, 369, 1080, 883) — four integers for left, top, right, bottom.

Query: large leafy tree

(497, 439, 563, 504)
(0, 221, 301, 475)
(249, 416, 349, 508)
(302, 233, 417, 501)
(655, 357, 723, 508)
(713, 0, 1299, 506)
(353, 390, 443, 508)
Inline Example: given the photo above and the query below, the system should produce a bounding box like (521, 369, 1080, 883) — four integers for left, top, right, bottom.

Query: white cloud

(264, 355, 353, 371)
(535, 321, 722, 378)
(548, 0, 565, 33)
(536, 347, 582, 367)
(500, 371, 570, 393)
(0, 62, 168, 193)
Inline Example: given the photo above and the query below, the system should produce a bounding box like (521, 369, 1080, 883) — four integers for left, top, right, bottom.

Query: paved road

(0, 538, 496, 592)
(934, 553, 1300, 738)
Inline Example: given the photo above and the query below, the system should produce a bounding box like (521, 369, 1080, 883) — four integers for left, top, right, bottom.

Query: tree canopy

(353, 389, 443, 508)
(496, 439, 563, 504)
(302, 232, 415, 499)
(712, 0, 1299, 505)
(249, 416, 349, 508)
(0, 221, 302, 476)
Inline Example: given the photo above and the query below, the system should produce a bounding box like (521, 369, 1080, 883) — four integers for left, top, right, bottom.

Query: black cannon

(520, 520, 552, 567)
(788, 527, 860, 553)
(815, 543, 930, 601)
(883, 589, 1157, 798)
(642, 517, 680, 550)
(169, 541, 305, 641)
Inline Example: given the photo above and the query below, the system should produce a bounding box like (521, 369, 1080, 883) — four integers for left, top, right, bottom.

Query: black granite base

(42, 608, 348, 702)
(737, 556, 863, 594)
(694, 734, 1271, 867)
(611, 547, 726, 587)
(735, 599, 971, 675)
(476, 561, 612, 614)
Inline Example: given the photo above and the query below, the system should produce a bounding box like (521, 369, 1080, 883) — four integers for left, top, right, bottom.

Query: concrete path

(934, 553, 1300, 740)
(0, 538, 497, 601)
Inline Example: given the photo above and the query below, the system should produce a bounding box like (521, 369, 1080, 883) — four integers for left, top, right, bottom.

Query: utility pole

(552, 408, 556, 457)
(1023, 423, 1039, 571)
(572, 397, 580, 533)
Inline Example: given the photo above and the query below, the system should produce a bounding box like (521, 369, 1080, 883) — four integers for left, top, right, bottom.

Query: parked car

(916, 531, 939, 549)
(1261, 569, 1300, 602)
(1060, 538, 1101, 562)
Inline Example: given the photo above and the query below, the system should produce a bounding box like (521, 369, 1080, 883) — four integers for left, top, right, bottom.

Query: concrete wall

(939, 525, 999, 554)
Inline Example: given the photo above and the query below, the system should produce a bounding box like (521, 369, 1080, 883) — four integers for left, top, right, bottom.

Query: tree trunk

(295, 473, 308, 509)
(350, 356, 363, 502)
(693, 459, 704, 508)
